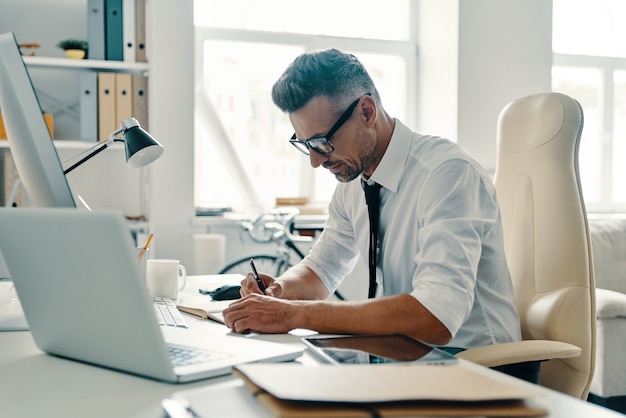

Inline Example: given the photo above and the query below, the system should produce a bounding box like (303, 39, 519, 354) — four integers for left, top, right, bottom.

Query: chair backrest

(494, 92, 596, 398)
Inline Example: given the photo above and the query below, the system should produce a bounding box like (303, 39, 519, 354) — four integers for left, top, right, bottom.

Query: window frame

(193, 18, 419, 211)
(553, 52, 626, 213)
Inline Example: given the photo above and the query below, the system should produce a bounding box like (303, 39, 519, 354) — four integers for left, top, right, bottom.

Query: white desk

(0, 275, 623, 418)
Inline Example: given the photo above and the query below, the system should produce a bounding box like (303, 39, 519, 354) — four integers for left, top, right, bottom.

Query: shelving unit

(21, 55, 149, 142)
(0, 139, 100, 151)
(0, 55, 150, 220)
(2, 1, 195, 265)
(23, 56, 148, 74)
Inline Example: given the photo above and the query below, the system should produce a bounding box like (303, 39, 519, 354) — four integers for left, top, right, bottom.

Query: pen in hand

(249, 258, 265, 292)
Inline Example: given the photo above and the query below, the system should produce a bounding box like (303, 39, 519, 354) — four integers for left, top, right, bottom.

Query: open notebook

(0, 208, 302, 383)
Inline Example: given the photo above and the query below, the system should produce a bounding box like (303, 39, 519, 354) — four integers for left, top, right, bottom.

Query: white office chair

(457, 92, 596, 399)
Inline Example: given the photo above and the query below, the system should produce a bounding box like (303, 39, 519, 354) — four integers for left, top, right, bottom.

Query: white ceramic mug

(146, 259, 187, 300)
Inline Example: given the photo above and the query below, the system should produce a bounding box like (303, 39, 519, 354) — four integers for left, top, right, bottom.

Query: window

(552, 0, 626, 212)
(193, 0, 416, 212)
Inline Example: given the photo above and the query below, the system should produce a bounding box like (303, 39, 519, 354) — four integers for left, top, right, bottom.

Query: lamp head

(119, 118, 164, 168)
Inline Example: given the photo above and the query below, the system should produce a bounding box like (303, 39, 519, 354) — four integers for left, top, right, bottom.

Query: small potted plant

(56, 39, 88, 59)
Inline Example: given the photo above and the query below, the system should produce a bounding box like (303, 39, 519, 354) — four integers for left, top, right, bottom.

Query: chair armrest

(456, 340, 581, 368)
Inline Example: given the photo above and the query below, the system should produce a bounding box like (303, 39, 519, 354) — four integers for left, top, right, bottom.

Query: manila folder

(233, 363, 547, 417)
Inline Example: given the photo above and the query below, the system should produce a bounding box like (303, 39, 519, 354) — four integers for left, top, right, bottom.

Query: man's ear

(360, 95, 377, 128)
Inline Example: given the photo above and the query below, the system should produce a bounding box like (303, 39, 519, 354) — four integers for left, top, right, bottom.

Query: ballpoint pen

(249, 258, 265, 292)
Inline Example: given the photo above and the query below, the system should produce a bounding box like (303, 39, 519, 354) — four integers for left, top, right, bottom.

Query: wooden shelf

(23, 56, 148, 74)
(0, 140, 124, 151)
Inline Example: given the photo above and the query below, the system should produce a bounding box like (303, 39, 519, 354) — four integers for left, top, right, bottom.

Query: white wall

(418, 0, 553, 172)
(456, 0, 553, 170)
(147, 1, 200, 266)
(0, 0, 84, 58)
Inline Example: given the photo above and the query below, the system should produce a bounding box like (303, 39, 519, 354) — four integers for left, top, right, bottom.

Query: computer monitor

(0, 32, 75, 208)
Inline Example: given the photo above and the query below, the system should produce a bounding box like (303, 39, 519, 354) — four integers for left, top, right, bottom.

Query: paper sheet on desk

(174, 276, 241, 325)
(0, 301, 29, 331)
(170, 381, 274, 418)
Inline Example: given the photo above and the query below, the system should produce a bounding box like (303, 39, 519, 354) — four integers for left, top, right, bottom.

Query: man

(223, 48, 521, 351)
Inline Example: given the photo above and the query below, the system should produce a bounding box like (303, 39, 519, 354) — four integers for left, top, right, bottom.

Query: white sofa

(588, 217, 626, 405)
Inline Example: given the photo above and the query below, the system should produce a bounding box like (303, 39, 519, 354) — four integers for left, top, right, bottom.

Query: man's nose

(309, 151, 328, 168)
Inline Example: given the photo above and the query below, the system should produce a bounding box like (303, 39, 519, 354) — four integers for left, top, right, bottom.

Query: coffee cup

(146, 259, 187, 300)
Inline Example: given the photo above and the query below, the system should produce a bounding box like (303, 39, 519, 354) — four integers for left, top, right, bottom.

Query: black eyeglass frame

(289, 93, 371, 156)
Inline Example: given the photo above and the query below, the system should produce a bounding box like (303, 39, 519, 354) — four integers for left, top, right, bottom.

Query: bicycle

(219, 207, 345, 300)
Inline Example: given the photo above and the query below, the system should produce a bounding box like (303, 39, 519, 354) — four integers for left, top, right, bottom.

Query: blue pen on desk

(249, 258, 265, 292)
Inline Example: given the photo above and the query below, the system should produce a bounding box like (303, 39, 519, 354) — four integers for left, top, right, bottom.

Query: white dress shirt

(300, 119, 521, 349)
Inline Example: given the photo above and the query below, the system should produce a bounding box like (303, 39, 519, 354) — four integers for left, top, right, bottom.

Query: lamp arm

(59, 118, 162, 174)
(61, 134, 124, 175)
(62, 139, 111, 175)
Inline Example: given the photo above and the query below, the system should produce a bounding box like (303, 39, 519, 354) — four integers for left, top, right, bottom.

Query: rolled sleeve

(410, 160, 499, 337)
(412, 218, 491, 336)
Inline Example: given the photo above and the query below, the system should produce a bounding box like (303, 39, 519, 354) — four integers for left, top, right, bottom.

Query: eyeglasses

(289, 94, 370, 156)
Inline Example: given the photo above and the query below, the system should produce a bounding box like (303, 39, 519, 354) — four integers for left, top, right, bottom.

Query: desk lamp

(5, 117, 163, 208)
(63, 117, 164, 174)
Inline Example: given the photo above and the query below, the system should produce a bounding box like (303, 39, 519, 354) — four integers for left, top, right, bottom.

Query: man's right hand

(240, 272, 284, 297)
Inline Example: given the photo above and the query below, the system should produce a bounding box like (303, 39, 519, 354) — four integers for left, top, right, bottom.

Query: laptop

(0, 208, 303, 383)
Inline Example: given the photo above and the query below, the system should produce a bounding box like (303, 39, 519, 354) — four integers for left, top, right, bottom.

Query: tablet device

(302, 334, 457, 365)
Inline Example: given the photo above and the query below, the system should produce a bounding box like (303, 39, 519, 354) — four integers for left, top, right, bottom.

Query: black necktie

(364, 181, 382, 299)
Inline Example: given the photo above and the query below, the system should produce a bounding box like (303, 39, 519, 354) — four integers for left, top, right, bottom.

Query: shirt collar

(365, 118, 411, 193)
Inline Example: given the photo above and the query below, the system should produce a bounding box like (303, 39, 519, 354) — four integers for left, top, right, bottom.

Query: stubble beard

(332, 133, 377, 183)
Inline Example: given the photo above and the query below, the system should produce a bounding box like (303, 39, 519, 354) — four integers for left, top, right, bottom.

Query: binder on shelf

(105, 0, 124, 61)
(123, 0, 136, 62)
(1, 114, 52, 139)
(79, 72, 99, 142)
(135, 0, 147, 62)
(97, 72, 116, 141)
(115, 73, 133, 128)
(87, 0, 106, 60)
(132, 74, 148, 130)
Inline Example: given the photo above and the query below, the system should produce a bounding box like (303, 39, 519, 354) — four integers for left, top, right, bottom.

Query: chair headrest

(497, 92, 583, 153)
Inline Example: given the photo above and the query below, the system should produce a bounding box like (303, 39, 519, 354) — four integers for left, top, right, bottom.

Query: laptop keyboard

(153, 297, 188, 328)
(167, 343, 232, 367)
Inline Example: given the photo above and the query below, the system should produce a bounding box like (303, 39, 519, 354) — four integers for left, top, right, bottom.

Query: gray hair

(271, 48, 381, 116)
